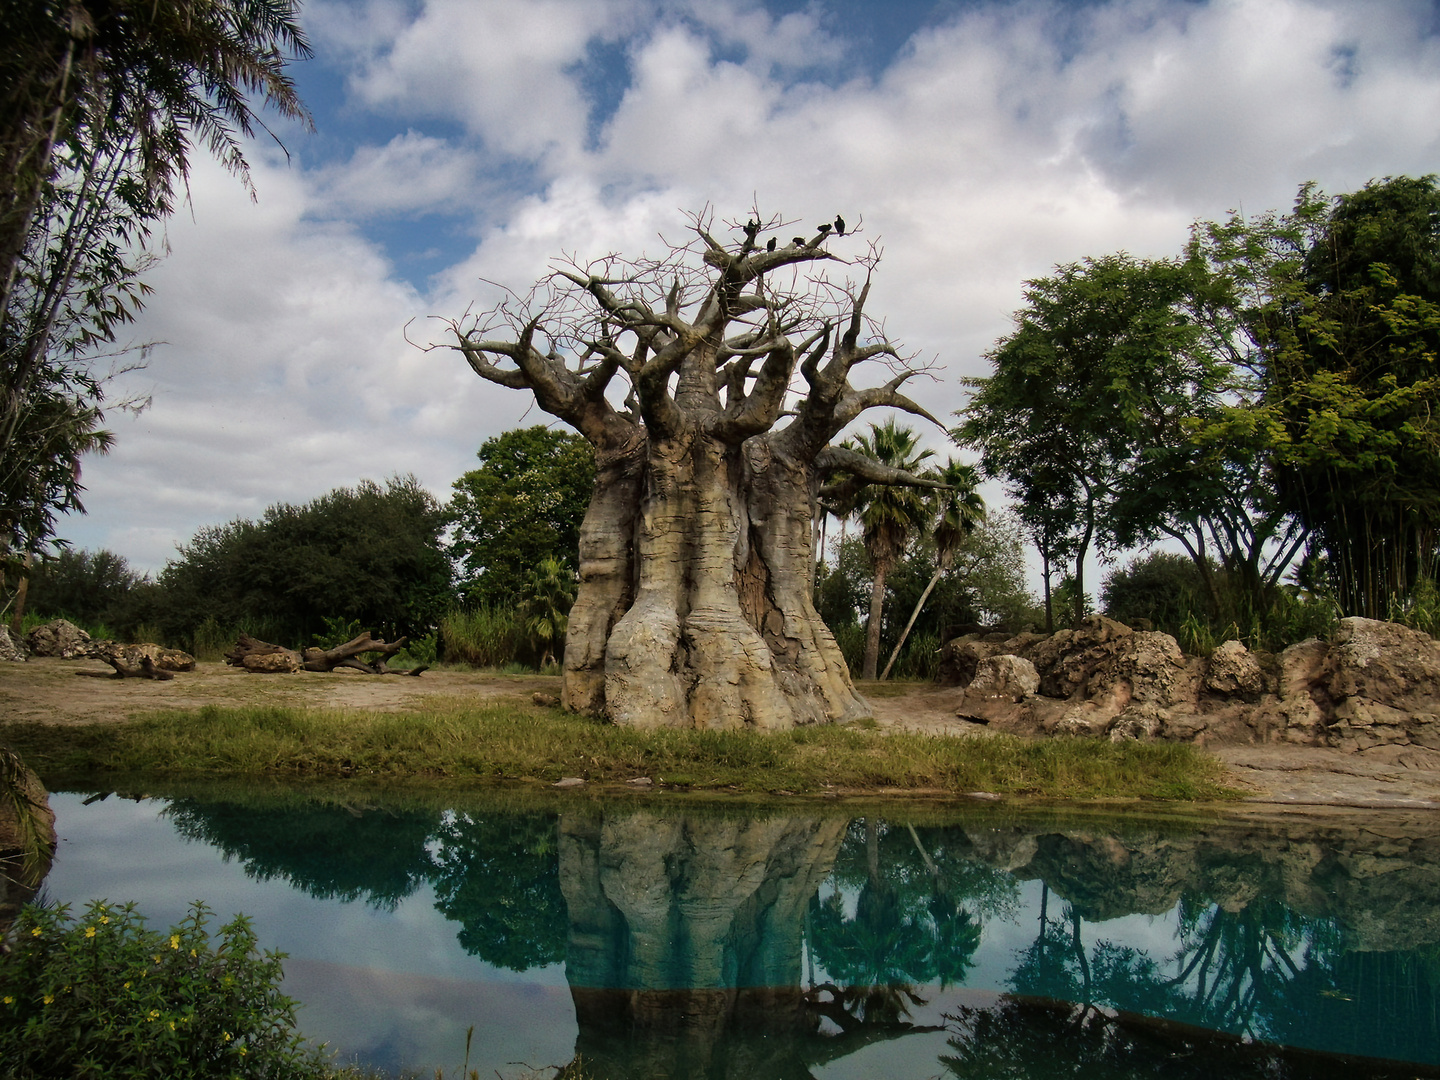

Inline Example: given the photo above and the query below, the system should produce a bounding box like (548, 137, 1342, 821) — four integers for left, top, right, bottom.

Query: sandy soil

(5, 656, 1439, 810)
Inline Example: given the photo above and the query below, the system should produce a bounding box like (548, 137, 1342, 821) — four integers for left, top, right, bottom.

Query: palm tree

(521, 556, 577, 669)
(849, 419, 935, 680)
(880, 459, 984, 680)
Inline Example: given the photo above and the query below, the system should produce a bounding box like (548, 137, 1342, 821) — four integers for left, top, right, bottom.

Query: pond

(27, 785, 1440, 1079)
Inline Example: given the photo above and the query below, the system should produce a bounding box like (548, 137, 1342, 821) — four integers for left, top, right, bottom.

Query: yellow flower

(100, 916, 110, 925)
(30, 927, 41, 937)
(84, 926, 96, 938)
(2, 996, 13, 1005)
(168, 1021, 176, 1031)
(123, 981, 131, 990)
(42, 995, 53, 1005)
(149, 1010, 161, 1021)
(238, 1048, 247, 1057)
(189, 948, 197, 957)
(223, 1032, 232, 1042)
(169, 935, 180, 949)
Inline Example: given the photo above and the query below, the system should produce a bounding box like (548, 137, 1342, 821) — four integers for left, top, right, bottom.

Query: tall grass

(440, 606, 526, 668)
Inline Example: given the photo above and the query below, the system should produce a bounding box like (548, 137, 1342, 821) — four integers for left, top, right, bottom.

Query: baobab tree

(435, 210, 944, 729)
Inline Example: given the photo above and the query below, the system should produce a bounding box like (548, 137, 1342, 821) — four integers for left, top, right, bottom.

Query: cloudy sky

(67, 0, 1440, 574)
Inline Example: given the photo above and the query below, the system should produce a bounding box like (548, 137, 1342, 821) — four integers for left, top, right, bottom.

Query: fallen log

(225, 632, 427, 676)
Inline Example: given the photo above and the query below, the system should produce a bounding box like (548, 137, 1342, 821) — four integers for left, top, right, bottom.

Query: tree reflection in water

(139, 794, 1440, 1077)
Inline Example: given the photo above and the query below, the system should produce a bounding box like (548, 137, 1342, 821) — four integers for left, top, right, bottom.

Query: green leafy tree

(446, 426, 595, 608)
(1184, 177, 1440, 622)
(1286, 177, 1440, 616)
(1101, 551, 1213, 635)
(23, 545, 145, 627)
(155, 475, 451, 646)
(956, 254, 1224, 631)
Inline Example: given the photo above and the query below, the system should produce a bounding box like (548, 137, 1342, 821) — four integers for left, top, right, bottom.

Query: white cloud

(60, 0, 1440, 574)
(308, 131, 483, 217)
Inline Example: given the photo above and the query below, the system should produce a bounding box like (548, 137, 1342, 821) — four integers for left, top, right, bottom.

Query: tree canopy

(959, 175, 1440, 636)
(155, 475, 450, 647)
(446, 425, 594, 608)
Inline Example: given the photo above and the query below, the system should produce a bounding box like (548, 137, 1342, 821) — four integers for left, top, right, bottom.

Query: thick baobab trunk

(591, 430, 868, 729)
(562, 437, 644, 715)
(563, 430, 870, 729)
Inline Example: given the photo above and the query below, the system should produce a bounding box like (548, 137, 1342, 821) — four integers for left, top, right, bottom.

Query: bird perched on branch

(834, 214, 846, 236)
(816, 222, 832, 236)
(792, 237, 806, 246)
(766, 236, 777, 252)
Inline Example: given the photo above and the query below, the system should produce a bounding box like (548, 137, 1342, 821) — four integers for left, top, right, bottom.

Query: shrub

(0, 899, 331, 1080)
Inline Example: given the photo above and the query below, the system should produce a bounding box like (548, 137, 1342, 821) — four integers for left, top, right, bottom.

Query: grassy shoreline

(0, 699, 1236, 801)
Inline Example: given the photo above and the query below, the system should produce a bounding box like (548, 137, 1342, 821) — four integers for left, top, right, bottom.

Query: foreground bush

(0, 899, 330, 1079)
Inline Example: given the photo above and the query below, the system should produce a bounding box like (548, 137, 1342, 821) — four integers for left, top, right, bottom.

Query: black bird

(834, 214, 846, 236)
(745, 218, 760, 232)
(792, 237, 807, 246)
(766, 236, 777, 252)
(816, 222, 832, 236)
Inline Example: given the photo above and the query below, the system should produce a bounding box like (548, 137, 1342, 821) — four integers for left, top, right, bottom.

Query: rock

(626, 776, 653, 786)
(939, 631, 1046, 685)
(241, 651, 301, 674)
(1052, 705, 1111, 737)
(1324, 617, 1440, 709)
(1110, 703, 1166, 742)
(93, 641, 197, 672)
(968, 654, 1040, 698)
(25, 618, 91, 658)
(1204, 640, 1269, 702)
(554, 776, 585, 788)
(0, 626, 25, 662)
(936, 616, 1440, 751)
(1029, 615, 1136, 699)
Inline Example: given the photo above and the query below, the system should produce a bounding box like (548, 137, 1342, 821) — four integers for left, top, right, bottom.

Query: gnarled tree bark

(436, 211, 941, 729)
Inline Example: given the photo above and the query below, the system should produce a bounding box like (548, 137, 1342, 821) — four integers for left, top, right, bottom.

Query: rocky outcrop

(940, 615, 1440, 750)
(25, 618, 92, 658)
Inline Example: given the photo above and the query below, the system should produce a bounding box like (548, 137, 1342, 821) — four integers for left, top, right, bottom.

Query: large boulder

(1204, 639, 1271, 702)
(91, 640, 197, 672)
(1321, 618, 1440, 749)
(938, 631, 1045, 686)
(1028, 616, 1136, 699)
(0, 626, 24, 662)
(25, 618, 92, 658)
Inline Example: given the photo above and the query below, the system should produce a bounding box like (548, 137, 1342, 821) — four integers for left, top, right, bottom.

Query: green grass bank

(0, 700, 1235, 801)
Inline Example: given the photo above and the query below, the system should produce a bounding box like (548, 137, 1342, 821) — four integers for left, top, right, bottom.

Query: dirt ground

(5, 656, 1440, 810)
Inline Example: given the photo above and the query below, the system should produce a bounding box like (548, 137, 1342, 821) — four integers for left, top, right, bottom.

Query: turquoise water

(33, 789, 1440, 1079)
